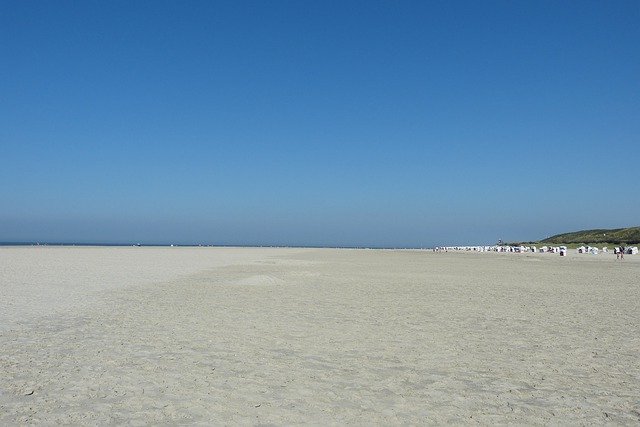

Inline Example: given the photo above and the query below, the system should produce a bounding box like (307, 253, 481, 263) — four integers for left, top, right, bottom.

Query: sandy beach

(1, 246, 639, 424)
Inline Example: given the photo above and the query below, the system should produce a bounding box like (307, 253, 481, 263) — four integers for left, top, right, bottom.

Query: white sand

(1, 247, 639, 424)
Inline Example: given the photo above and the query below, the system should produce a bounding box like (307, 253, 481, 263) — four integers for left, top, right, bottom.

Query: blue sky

(1, 1, 638, 246)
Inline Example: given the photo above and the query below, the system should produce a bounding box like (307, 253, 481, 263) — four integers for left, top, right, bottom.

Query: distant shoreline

(0, 242, 435, 250)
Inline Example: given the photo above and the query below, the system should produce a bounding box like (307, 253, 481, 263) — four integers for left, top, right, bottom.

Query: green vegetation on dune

(540, 227, 640, 245)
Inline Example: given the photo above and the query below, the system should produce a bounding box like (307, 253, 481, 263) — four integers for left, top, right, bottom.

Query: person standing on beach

(620, 244, 625, 260)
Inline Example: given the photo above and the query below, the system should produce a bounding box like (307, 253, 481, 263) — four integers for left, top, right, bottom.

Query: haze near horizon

(1, 1, 638, 247)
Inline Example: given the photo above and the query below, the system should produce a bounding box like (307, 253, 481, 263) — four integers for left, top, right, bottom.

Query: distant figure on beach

(619, 245, 625, 260)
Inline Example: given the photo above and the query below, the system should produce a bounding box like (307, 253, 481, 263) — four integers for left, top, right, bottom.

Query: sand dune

(1, 247, 639, 424)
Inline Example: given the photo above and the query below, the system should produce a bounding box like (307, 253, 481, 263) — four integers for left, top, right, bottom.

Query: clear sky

(1, 1, 638, 247)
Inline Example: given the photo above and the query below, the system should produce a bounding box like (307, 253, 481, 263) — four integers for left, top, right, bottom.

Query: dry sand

(1, 246, 639, 424)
